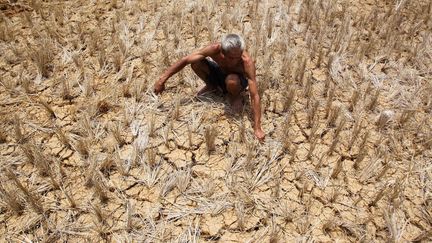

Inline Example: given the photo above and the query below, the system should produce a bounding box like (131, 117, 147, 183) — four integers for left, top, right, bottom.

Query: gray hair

(221, 34, 245, 54)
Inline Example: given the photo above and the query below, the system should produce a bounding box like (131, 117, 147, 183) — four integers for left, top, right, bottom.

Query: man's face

(223, 48, 243, 65)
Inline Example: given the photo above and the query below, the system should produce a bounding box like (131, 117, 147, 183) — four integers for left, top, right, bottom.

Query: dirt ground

(0, 0, 431, 242)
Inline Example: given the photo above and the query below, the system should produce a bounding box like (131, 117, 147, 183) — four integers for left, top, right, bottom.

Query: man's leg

(191, 60, 217, 95)
(225, 74, 244, 113)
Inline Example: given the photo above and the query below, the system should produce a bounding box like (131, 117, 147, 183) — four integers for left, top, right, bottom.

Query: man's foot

(197, 85, 217, 96)
(229, 95, 243, 114)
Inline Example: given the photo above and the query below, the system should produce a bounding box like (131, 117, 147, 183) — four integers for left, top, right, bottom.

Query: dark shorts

(204, 58, 248, 94)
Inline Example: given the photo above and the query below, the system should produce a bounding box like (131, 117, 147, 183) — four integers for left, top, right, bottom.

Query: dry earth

(0, 0, 431, 242)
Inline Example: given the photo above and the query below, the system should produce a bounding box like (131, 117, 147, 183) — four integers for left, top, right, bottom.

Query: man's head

(221, 34, 244, 64)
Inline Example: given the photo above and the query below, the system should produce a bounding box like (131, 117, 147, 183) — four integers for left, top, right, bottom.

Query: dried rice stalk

(330, 157, 344, 179)
(13, 114, 24, 144)
(160, 172, 178, 197)
(323, 77, 332, 97)
(61, 186, 77, 208)
(110, 122, 125, 147)
(358, 131, 370, 154)
(354, 149, 367, 170)
(163, 120, 172, 147)
(20, 74, 32, 94)
(90, 202, 105, 223)
(412, 230, 432, 242)
(97, 48, 107, 70)
(126, 200, 134, 231)
(307, 137, 318, 160)
(113, 50, 125, 72)
(61, 77, 73, 101)
(349, 89, 360, 112)
(283, 85, 296, 112)
(56, 127, 71, 148)
(383, 207, 407, 242)
(307, 100, 319, 128)
(369, 186, 387, 207)
(334, 117, 346, 139)
(92, 173, 109, 203)
(327, 105, 340, 128)
(304, 76, 313, 99)
(74, 138, 89, 158)
(28, 38, 54, 78)
(325, 86, 335, 118)
(235, 201, 246, 231)
(397, 109, 415, 127)
(205, 125, 217, 154)
(376, 110, 395, 130)
(149, 114, 156, 137)
(348, 118, 363, 150)
(5, 168, 44, 214)
(0, 127, 6, 143)
(47, 166, 60, 190)
(289, 144, 298, 164)
(38, 98, 56, 118)
(172, 97, 181, 120)
(32, 147, 50, 177)
(376, 158, 391, 182)
(367, 89, 380, 111)
(146, 148, 157, 169)
(328, 185, 341, 203)
(0, 185, 24, 215)
(296, 57, 307, 84)
(176, 169, 191, 193)
(114, 150, 128, 176)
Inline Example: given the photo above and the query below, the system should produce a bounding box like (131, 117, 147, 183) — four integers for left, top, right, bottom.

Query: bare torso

(208, 44, 246, 75)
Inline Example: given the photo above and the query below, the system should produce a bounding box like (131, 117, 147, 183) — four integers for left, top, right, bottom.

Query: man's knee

(191, 60, 207, 73)
(191, 62, 200, 72)
(191, 60, 210, 83)
(225, 74, 242, 95)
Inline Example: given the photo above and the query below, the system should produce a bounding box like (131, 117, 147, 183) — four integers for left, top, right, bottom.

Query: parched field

(0, 0, 431, 242)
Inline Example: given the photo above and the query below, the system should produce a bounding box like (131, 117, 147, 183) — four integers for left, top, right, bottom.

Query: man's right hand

(254, 128, 265, 143)
(154, 80, 165, 94)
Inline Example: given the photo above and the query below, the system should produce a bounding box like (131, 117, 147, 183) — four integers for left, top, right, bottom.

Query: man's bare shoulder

(202, 43, 221, 56)
(242, 51, 255, 65)
(199, 43, 221, 56)
(209, 42, 221, 50)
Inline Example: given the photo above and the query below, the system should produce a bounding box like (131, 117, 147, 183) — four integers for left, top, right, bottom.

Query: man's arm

(243, 53, 265, 141)
(154, 44, 219, 94)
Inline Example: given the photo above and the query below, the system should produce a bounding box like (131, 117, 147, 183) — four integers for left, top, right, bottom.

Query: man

(154, 34, 265, 141)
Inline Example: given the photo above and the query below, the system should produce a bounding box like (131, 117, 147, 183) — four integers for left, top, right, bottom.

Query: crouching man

(154, 34, 265, 141)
